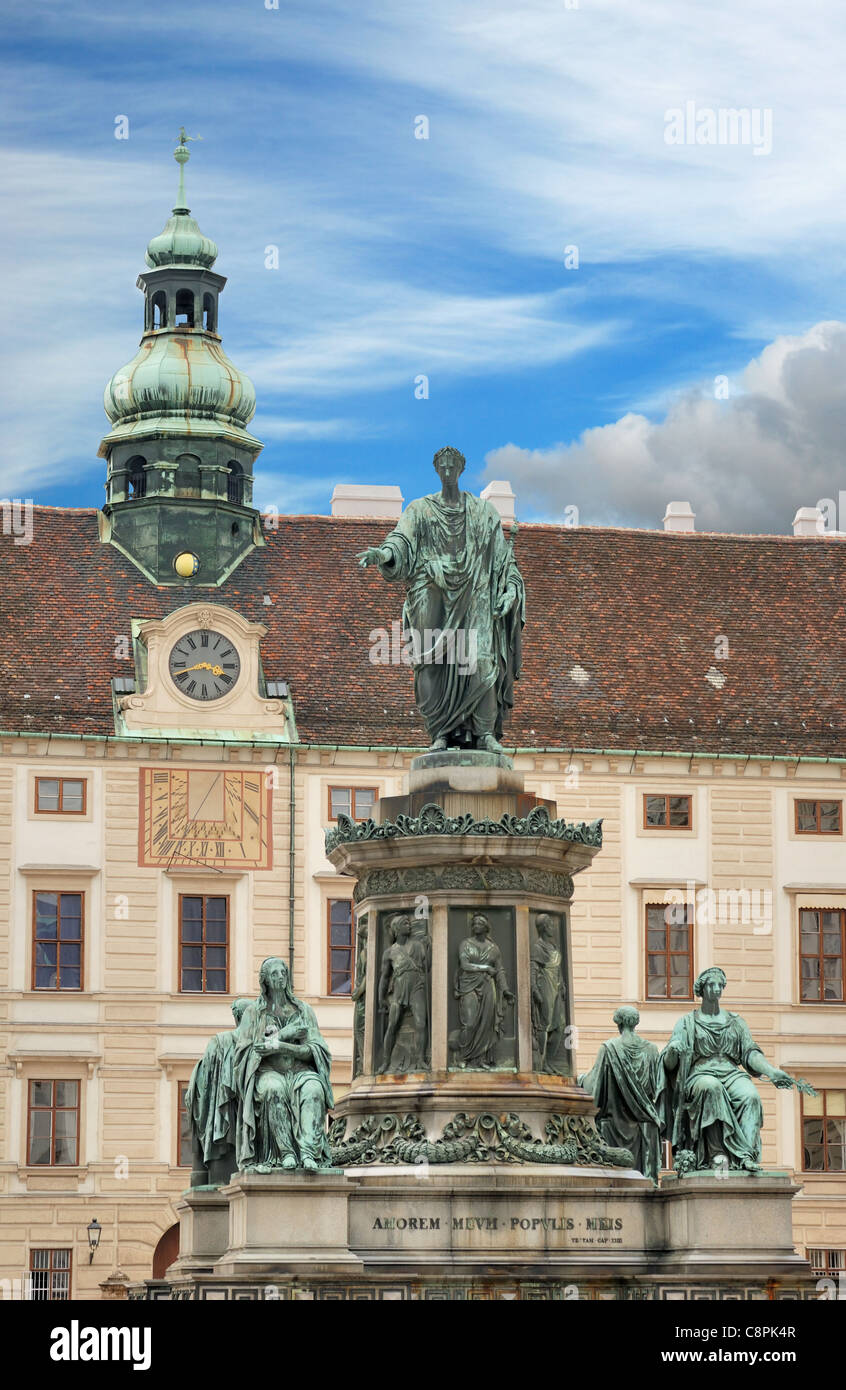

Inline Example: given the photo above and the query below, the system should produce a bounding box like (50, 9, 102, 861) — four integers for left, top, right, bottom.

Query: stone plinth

(377, 750, 545, 822)
(655, 1173, 804, 1275)
(155, 1169, 813, 1300)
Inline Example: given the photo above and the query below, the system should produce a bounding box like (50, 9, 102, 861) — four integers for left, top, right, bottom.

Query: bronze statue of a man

(358, 446, 525, 754)
(185, 996, 255, 1188)
(579, 1006, 662, 1185)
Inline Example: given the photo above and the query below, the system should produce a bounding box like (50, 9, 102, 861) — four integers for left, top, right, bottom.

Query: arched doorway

(152, 1223, 180, 1279)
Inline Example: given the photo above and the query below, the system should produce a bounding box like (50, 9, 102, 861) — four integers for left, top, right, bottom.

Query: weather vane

(173, 128, 203, 208)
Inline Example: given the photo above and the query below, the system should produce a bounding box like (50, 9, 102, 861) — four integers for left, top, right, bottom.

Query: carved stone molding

(353, 864, 575, 903)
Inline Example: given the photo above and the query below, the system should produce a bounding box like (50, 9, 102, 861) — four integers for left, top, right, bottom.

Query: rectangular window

(802, 1089, 846, 1171)
(328, 899, 354, 995)
(643, 794, 692, 829)
(646, 902, 693, 999)
(179, 895, 229, 993)
(328, 786, 378, 821)
(795, 799, 842, 834)
(807, 1248, 846, 1274)
(32, 891, 83, 991)
(799, 908, 845, 1003)
(34, 777, 86, 815)
(177, 1082, 192, 1167)
(27, 1080, 79, 1166)
(29, 1249, 71, 1300)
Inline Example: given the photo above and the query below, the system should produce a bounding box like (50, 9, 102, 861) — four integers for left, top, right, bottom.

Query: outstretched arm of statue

(746, 1049, 798, 1088)
(357, 545, 392, 570)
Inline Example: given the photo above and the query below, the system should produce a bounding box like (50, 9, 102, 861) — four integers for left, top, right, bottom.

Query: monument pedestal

(150, 751, 815, 1303)
(157, 1169, 813, 1301)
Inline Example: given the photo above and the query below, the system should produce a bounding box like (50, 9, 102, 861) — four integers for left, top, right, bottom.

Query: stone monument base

(138, 1168, 815, 1302)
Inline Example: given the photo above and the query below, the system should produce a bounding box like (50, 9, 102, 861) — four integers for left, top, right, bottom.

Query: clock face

(168, 629, 241, 702)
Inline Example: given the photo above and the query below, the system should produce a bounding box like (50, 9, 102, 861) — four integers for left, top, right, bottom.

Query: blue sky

(2, 0, 846, 532)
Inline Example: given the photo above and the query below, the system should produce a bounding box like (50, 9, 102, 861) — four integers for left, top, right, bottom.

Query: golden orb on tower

(173, 551, 200, 578)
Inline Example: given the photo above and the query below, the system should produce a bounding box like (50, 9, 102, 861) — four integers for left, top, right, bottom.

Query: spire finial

(173, 128, 202, 212)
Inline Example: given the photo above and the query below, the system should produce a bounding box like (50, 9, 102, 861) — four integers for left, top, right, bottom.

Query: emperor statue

(358, 446, 525, 753)
(658, 966, 815, 1173)
(233, 957, 335, 1172)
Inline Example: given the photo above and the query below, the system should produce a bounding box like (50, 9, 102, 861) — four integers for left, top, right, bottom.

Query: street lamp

(87, 1218, 102, 1264)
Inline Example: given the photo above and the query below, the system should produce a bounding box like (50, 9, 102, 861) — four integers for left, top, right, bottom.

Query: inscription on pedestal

(350, 1198, 639, 1250)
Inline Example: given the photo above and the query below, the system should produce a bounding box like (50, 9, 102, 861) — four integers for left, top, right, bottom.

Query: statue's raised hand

(770, 1068, 796, 1090)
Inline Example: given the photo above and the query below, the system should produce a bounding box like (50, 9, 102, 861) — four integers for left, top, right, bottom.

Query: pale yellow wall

(1, 739, 844, 1295)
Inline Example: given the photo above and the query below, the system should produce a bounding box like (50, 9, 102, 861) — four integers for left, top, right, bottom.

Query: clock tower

(98, 131, 264, 587)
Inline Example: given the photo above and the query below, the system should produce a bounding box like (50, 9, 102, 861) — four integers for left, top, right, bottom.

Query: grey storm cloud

(484, 322, 846, 535)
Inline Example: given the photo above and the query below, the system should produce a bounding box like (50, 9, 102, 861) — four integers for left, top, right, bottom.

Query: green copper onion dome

(102, 335, 257, 432)
(144, 132, 218, 268)
(145, 211, 218, 269)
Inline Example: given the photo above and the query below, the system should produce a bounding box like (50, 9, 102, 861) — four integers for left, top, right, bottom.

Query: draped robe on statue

(452, 937, 510, 1067)
(530, 933, 567, 1073)
(184, 1027, 241, 1172)
(657, 1010, 764, 1169)
(377, 492, 525, 743)
(233, 997, 334, 1170)
(579, 1035, 662, 1184)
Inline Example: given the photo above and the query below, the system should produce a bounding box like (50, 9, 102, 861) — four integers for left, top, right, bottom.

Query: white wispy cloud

(253, 416, 372, 442)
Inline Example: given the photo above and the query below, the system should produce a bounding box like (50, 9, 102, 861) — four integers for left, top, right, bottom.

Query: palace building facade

(1, 146, 844, 1298)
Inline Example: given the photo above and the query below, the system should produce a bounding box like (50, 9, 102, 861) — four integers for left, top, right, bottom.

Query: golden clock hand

(176, 661, 224, 675)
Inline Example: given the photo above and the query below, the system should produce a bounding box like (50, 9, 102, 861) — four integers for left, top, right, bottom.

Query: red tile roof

(1, 508, 844, 757)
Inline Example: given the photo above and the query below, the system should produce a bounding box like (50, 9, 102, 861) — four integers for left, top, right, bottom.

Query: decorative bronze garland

(329, 1110, 633, 1169)
(326, 801, 603, 856)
